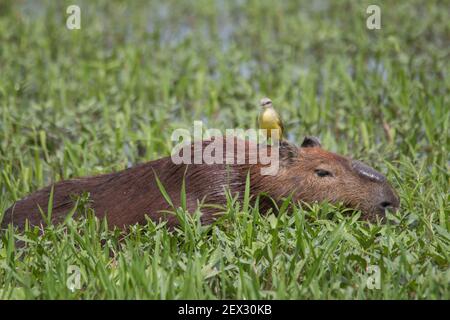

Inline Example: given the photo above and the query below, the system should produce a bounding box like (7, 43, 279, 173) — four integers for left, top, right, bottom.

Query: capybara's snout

(372, 182, 400, 218)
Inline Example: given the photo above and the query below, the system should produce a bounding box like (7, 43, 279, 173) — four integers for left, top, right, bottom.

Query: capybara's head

(277, 137, 400, 221)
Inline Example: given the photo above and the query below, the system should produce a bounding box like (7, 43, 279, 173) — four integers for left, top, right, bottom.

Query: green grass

(0, 0, 449, 299)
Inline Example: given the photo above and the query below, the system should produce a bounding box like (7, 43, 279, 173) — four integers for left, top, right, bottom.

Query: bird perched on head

(258, 97, 284, 141)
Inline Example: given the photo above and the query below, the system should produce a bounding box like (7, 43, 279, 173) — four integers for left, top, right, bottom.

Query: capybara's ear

(301, 136, 321, 148)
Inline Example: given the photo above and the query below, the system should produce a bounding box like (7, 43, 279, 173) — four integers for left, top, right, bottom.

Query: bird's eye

(315, 169, 333, 177)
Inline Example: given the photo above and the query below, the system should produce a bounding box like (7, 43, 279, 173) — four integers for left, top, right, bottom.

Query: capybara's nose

(378, 201, 395, 211)
(377, 187, 400, 213)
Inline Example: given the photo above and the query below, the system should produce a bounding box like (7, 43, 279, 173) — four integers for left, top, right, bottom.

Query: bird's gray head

(260, 97, 273, 108)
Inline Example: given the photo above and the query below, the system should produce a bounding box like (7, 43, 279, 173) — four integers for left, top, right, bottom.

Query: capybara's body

(2, 137, 399, 230)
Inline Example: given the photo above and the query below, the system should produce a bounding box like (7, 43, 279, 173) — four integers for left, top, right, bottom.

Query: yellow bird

(258, 97, 284, 141)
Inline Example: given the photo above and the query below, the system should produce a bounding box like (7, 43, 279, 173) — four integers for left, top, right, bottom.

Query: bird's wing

(277, 112, 285, 138)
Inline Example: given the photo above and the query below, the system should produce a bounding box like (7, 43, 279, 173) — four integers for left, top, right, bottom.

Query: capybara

(2, 137, 399, 230)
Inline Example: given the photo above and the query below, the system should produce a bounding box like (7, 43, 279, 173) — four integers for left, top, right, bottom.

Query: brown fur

(2, 137, 399, 230)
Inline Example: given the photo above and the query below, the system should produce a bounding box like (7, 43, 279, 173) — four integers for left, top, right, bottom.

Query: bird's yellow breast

(259, 108, 280, 129)
(259, 108, 283, 140)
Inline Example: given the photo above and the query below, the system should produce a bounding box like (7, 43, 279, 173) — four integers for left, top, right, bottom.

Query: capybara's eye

(315, 169, 333, 177)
